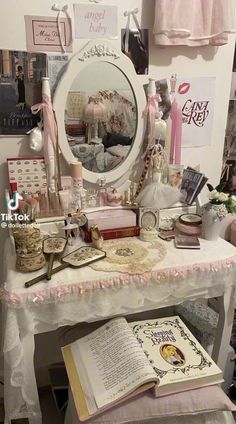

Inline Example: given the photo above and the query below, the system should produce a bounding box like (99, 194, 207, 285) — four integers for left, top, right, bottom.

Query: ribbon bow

(124, 8, 141, 54)
(51, 3, 72, 53)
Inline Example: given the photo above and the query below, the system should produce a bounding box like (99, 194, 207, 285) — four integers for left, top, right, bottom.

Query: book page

(71, 317, 156, 410)
(130, 316, 222, 396)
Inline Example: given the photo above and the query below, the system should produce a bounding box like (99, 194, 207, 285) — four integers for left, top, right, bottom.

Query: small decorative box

(7, 156, 47, 194)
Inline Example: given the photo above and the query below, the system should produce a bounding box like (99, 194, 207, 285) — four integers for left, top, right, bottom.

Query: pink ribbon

(31, 94, 57, 165)
(142, 94, 161, 158)
(169, 100, 182, 165)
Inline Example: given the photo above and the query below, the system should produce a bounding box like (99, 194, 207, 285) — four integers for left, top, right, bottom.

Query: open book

(62, 316, 223, 421)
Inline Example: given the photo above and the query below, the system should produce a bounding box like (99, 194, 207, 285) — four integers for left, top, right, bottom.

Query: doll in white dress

(136, 144, 181, 209)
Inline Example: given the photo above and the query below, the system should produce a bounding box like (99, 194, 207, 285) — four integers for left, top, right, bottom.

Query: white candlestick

(42, 77, 56, 193)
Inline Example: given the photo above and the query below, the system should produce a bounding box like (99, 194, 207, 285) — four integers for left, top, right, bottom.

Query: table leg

(4, 330, 42, 424)
(212, 287, 235, 373)
(21, 331, 42, 423)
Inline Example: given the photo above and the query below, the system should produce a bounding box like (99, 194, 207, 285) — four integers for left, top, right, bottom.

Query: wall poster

(121, 28, 149, 75)
(0, 50, 47, 135)
(25, 15, 72, 53)
(74, 4, 118, 39)
(176, 77, 215, 147)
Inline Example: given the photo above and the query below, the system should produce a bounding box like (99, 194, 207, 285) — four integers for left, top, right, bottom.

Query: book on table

(180, 167, 208, 205)
(174, 235, 200, 249)
(62, 316, 223, 421)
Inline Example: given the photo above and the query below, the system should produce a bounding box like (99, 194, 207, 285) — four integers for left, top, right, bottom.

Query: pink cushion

(66, 385, 236, 423)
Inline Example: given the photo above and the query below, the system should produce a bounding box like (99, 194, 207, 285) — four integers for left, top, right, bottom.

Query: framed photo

(139, 208, 159, 229)
(121, 28, 149, 75)
(0, 50, 47, 135)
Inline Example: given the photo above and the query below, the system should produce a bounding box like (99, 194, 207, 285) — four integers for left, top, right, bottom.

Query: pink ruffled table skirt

(1, 237, 236, 424)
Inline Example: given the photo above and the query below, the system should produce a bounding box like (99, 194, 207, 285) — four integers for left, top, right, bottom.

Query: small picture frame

(138, 208, 159, 230)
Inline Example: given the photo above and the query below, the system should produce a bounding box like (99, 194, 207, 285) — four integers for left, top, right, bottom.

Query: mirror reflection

(65, 62, 137, 173)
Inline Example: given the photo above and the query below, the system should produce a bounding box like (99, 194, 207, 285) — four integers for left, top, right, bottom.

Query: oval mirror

(53, 40, 146, 185)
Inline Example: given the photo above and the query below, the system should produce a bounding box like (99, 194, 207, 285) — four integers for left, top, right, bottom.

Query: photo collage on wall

(220, 45, 236, 194)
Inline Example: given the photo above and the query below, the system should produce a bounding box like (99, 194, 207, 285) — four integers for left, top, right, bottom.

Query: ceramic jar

(12, 225, 46, 272)
(106, 188, 122, 207)
(201, 203, 228, 241)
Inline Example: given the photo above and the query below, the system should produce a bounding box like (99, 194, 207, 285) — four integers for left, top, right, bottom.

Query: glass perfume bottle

(97, 177, 107, 206)
(69, 161, 83, 212)
(69, 178, 83, 212)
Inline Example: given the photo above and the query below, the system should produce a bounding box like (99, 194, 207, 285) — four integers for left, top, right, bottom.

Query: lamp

(83, 96, 107, 144)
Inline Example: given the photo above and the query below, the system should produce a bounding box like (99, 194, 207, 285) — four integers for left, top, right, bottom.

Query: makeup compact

(175, 214, 202, 236)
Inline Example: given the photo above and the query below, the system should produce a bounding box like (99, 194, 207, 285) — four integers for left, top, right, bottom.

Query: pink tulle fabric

(153, 0, 235, 46)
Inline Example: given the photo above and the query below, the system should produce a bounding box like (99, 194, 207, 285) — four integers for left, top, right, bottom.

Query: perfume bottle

(69, 161, 83, 212)
(97, 177, 107, 206)
(69, 178, 83, 212)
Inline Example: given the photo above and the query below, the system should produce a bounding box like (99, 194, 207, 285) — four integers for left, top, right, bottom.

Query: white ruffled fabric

(2, 237, 236, 423)
(136, 181, 181, 209)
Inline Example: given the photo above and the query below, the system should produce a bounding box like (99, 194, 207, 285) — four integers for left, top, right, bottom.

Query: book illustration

(160, 344, 185, 367)
(131, 317, 215, 386)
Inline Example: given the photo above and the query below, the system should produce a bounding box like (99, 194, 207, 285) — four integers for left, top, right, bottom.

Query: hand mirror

(25, 246, 106, 288)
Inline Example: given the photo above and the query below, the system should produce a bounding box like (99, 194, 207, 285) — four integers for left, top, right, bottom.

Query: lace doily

(90, 238, 167, 274)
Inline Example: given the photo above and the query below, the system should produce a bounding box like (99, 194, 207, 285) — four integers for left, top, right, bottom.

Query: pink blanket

(153, 0, 235, 46)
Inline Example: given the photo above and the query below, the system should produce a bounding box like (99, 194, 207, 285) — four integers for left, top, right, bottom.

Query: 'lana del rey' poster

(176, 77, 215, 147)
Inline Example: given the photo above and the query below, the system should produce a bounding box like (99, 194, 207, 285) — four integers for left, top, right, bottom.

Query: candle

(70, 161, 82, 180)
(174, 107, 182, 165)
(41, 77, 56, 193)
(165, 115, 172, 162)
(169, 100, 177, 164)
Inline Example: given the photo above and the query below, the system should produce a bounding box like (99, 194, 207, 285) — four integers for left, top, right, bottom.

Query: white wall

(0, 0, 235, 376)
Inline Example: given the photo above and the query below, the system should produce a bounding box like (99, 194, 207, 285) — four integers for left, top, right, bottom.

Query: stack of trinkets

(122, 182, 138, 207)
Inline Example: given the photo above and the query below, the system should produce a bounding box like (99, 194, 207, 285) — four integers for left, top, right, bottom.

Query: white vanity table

(2, 39, 236, 424)
(1, 236, 236, 424)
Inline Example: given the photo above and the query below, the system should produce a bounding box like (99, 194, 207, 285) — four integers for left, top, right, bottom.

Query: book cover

(80, 225, 140, 242)
(180, 168, 204, 205)
(85, 209, 137, 231)
(130, 316, 222, 396)
(174, 235, 200, 249)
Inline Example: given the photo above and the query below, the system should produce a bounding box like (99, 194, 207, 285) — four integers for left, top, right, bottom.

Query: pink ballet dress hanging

(153, 0, 235, 46)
